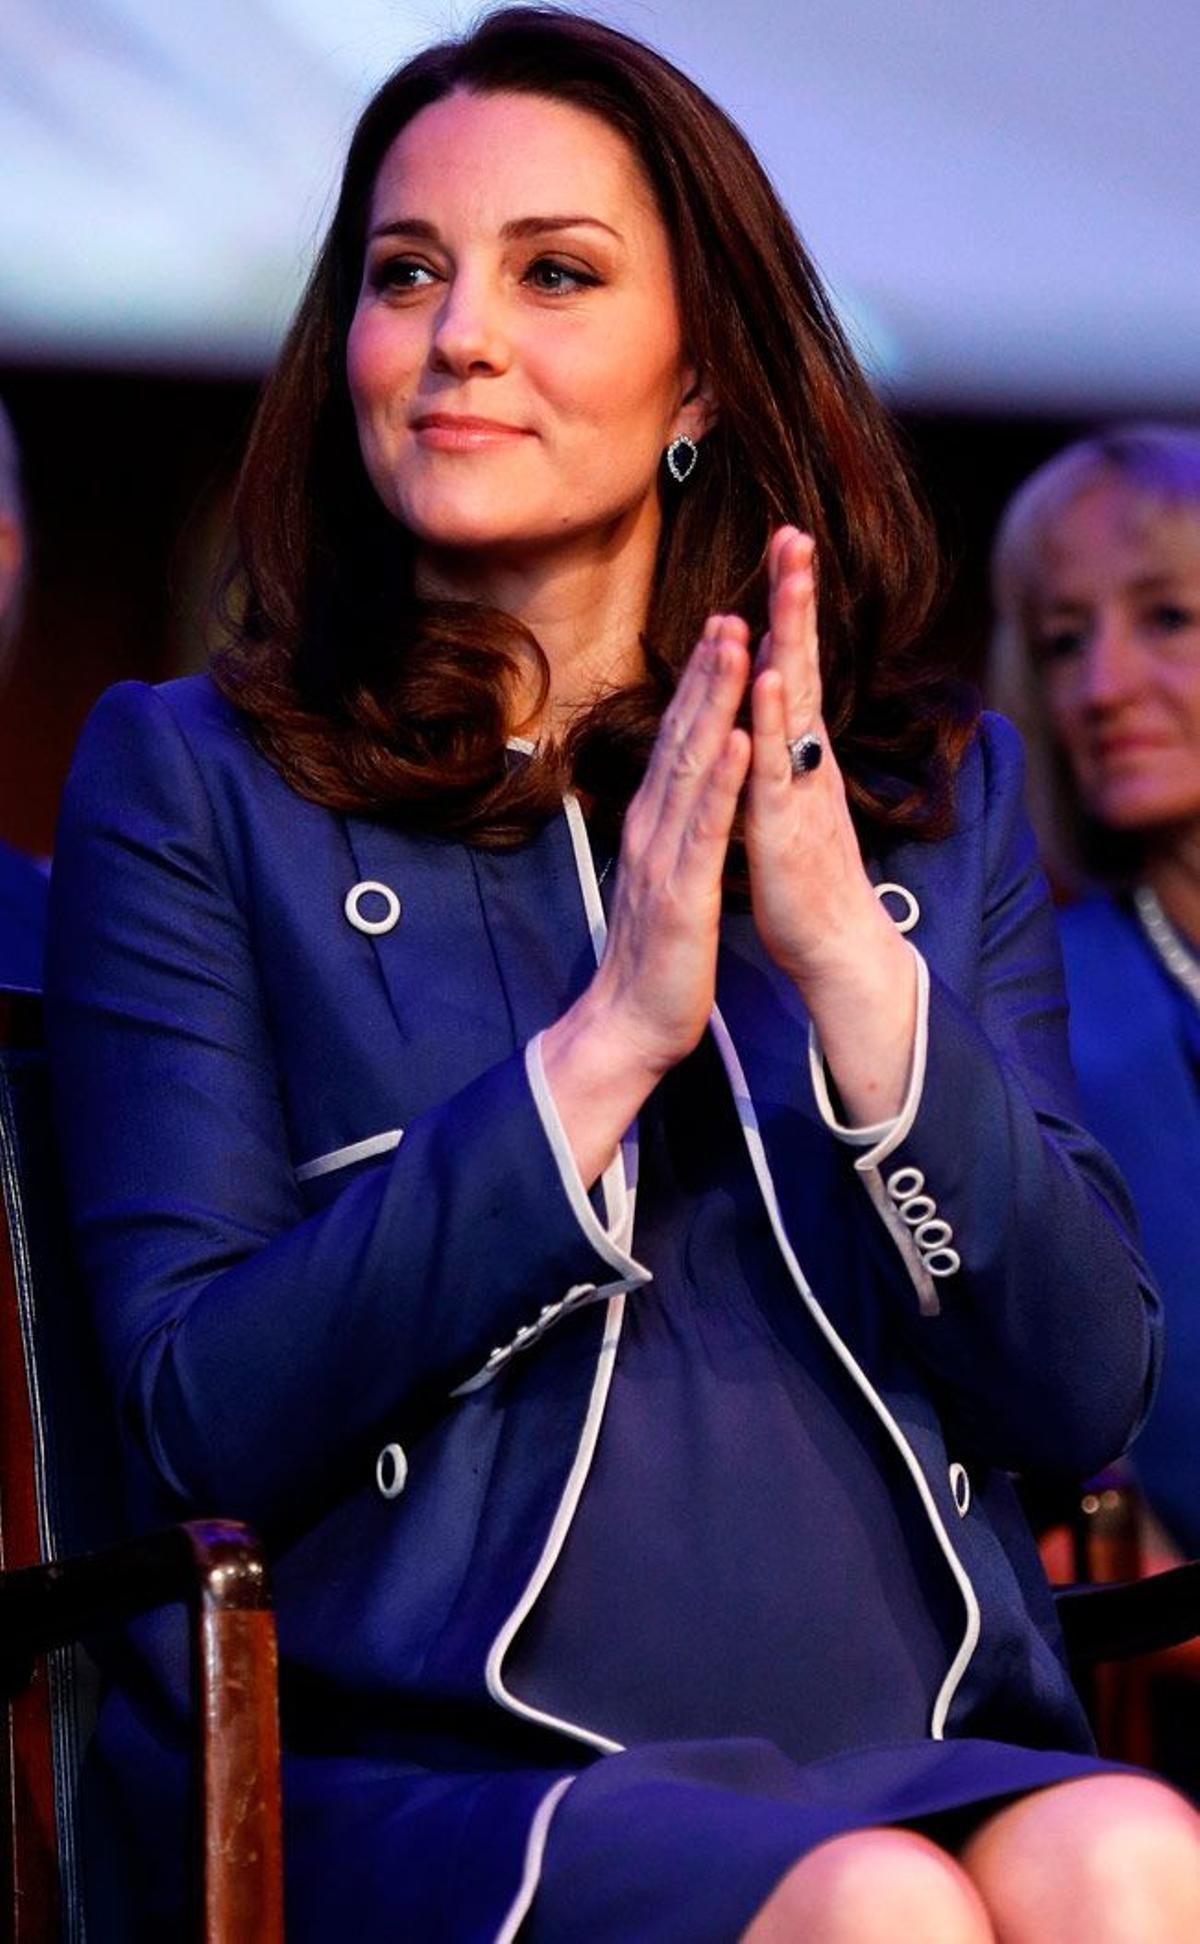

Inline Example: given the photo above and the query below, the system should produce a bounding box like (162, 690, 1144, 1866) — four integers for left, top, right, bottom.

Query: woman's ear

(673, 370, 717, 445)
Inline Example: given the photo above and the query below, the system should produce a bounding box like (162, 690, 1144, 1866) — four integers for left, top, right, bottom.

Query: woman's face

(1032, 477, 1200, 836)
(347, 88, 705, 576)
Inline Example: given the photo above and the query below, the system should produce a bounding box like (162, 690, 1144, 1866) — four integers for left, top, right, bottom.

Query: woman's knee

(741, 1827, 992, 1944)
(960, 1774, 1200, 1940)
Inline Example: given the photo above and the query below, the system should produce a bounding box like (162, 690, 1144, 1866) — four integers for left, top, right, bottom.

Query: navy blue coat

(45, 678, 1159, 1934)
(1060, 894, 1200, 1554)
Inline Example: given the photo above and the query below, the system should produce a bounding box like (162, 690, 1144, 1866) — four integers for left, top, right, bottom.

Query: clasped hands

(541, 528, 919, 1187)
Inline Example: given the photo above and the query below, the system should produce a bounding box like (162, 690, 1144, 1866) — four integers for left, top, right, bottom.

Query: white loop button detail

(915, 1218, 953, 1251)
(345, 881, 402, 936)
(887, 1167, 925, 1202)
(899, 1195, 936, 1227)
(925, 1247, 962, 1279)
(949, 1462, 971, 1516)
(875, 882, 920, 934)
(376, 1442, 409, 1499)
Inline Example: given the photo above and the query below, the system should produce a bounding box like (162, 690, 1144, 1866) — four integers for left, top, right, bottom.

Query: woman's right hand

(539, 617, 751, 1186)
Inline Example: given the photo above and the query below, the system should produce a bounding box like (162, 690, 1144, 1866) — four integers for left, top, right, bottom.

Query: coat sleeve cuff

(524, 1031, 646, 1277)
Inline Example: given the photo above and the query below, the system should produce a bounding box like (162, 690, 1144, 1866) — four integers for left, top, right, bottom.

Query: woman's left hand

(745, 528, 919, 1124)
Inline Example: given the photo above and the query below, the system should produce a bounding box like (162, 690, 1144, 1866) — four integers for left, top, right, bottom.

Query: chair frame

(0, 987, 284, 1940)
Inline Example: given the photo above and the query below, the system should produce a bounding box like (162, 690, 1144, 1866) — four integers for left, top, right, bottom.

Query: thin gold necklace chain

(1133, 884, 1200, 1010)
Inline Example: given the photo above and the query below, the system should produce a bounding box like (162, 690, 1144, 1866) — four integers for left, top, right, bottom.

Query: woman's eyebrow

(1126, 570, 1197, 596)
(502, 214, 622, 241)
(1036, 595, 1090, 614)
(368, 214, 622, 243)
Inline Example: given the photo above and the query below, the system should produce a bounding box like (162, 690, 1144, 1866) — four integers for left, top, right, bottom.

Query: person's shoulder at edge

(0, 835, 48, 989)
(66, 673, 282, 811)
(972, 706, 1026, 810)
(83, 669, 246, 743)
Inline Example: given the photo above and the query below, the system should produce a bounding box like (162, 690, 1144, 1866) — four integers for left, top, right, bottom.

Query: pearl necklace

(1133, 884, 1200, 1010)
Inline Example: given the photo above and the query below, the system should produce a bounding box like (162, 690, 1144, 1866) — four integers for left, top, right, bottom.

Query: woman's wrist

(539, 988, 668, 1189)
(799, 922, 919, 1126)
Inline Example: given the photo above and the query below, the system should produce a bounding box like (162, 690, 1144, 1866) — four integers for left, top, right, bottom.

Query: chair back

(0, 986, 124, 1939)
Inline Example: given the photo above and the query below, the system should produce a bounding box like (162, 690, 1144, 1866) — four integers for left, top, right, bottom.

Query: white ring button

(949, 1462, 971, 1516)
(925, 1247, 962, 1278)
(915, 1218, 953, 1251)
(345, 881, 401, 936)
(375, 1442, 409, 1499)
(875, 882, 920, 934)
(887, 1167, 925, 1202)
(899, 1195, 936, 1227)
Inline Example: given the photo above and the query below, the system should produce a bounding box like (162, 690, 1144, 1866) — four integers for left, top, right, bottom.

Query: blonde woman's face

(1032, 479, 1200, 836)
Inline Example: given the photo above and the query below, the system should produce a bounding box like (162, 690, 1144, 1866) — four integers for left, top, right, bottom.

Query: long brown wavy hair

(214, 5, 976, 853)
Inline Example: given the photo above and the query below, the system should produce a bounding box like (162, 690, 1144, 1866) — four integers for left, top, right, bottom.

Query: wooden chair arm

(0, 1519, 284, 1943)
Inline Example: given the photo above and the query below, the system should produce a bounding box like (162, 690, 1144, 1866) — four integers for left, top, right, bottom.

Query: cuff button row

(886, 1166, 961, 1279)
(484, 1283, 599, 1373)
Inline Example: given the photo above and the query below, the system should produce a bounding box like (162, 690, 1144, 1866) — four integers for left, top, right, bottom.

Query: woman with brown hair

(46, 11, 1199, 1938)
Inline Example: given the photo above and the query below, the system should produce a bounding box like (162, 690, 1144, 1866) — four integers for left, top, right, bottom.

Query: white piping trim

(562, 790, 609, 963)
(708, 1002, 980, 1739)
(561, 790, 639, 1254)
(295, 1127, 403, 1181)
(492, 1774, 577, 1944)
(485, 1296, 627, 1751)
(486, 791, 637, 1751)
(525, 1036, 646, 1278)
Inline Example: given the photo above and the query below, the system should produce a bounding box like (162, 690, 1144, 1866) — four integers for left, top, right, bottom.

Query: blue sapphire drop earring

(665, 434, 699, 484)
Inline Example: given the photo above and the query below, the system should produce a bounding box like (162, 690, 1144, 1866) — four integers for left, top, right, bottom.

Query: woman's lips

(411, 414, 532, 449)
(1091, 734, 1173, 762)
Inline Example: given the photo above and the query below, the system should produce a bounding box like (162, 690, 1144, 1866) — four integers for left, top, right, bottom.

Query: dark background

(0, 361, 1092, 858)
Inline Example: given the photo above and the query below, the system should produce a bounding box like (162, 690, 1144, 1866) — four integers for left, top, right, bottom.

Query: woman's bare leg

(740, 1827, 994, 1943)
(959, 1774, 1200, 1941)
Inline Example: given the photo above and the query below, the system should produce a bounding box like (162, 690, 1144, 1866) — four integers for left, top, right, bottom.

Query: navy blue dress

(505, 1035, 1123, 1942)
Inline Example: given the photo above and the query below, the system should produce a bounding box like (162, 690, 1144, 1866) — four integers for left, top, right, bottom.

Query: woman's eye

(523, 256, 600, 295)
(370, 256, 437, 294)
(1145, 602, 1198, 637)
(1034, 626, 1087, 665)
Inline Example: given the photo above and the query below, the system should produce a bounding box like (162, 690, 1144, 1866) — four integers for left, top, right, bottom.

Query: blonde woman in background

(991, 424, 1200, 1561)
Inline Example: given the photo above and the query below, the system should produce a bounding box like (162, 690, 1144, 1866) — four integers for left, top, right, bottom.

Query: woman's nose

(1079, 615, 1140, 711)
(429, 274, 509, 378)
